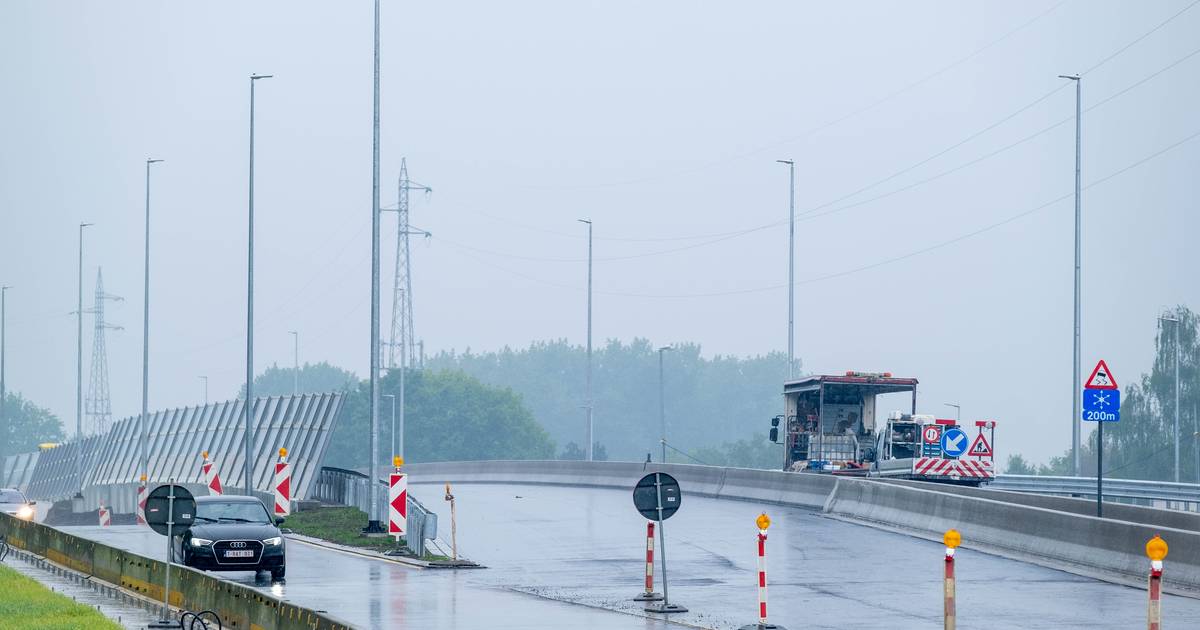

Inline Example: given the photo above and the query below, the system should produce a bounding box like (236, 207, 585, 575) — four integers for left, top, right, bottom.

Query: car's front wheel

(270, 566, 285, 581)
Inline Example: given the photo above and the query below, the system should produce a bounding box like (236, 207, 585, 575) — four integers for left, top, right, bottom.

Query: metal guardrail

(308, 467, 439, 557)
(992, 475, 1200, 512)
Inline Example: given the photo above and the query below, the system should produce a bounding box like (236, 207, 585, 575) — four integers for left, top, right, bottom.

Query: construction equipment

(767, 372, 995, 486)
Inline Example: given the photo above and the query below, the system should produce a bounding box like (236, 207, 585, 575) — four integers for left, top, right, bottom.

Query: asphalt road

(62, 482, 1200, 629)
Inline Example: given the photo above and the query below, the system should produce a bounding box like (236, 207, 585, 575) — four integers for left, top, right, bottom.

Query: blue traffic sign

(1082, 388, 1121, 422)
(940, 428, 968, 458)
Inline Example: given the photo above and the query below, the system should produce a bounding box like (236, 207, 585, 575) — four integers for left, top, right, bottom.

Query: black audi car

(172, 495, 286, 581)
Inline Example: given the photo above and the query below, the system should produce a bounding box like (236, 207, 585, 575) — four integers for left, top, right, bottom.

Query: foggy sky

(2, 1, 1197, 464)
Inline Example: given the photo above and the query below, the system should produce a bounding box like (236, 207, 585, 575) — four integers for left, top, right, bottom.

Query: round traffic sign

(940, 428, 968, 458)
(922, 426, 941, 444)
(633, 472, 681, 521)
(145, 484, 196, 536)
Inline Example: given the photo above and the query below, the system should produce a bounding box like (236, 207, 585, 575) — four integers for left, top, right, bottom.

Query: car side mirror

(28, 501, 36, 506)
(274, 516, 285, 526)
(770, 416, 780, 427)
(769, 427, 779, 443)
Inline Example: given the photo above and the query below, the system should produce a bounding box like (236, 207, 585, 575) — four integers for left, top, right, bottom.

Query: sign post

(1082, 359, 1120, 517)
(144, 481, 195, 629)
(633, 472, 685, 614)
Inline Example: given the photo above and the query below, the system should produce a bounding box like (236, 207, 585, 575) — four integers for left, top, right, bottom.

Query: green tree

(240, 361, 358, 398)
(691, 434, 783, 469)
(1004, 454, 1036, 475)
(322, 368, 555, 468)
(1, 393, 65, 454)
(427, 339, 794, 461)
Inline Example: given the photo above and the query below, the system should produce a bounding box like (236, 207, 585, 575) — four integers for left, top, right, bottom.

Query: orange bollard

(944, 529, 961, 630)
(1146, 535, 1168, 630)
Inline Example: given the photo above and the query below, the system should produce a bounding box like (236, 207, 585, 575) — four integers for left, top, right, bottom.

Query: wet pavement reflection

(63, 482, 1200, 629)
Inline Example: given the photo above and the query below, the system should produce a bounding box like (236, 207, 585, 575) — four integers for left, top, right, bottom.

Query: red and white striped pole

(388, 457, 407, 540)
(1146, 535, 1168, 630)
(201, 451, 224, 495)
(136, 474, 148, 526)
(944, 529, 961, 630)
(98, 502, 111, 527)
(274, 448, 292, 517)
(634, 521, 663, 601)
(738, 513, 785, 630)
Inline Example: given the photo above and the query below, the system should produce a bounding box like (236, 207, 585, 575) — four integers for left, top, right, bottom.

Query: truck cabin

(771, 372, 918, 471)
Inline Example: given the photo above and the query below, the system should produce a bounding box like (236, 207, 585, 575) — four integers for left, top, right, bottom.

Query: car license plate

(224, 550, 254, 558)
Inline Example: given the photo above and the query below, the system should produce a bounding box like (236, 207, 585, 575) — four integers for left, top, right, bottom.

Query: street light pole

(199, 376, 208, 406)
(776, 160, 795, 379)
(1059, 74, 1081, 476)
(1160, 315, 1181, 483)
(945, 403, 961, 424)
(289, 331, 299, 396)
(658, 346, 672, 464)
(76, 222, 92, 496)
(244, 73, 272, 496)
(383, 393, 396, 459)
(579, 218, 593, 461)
(0, 286, 9, 464)
(141, 158, 162, 485)
(366, 0, 385, 532)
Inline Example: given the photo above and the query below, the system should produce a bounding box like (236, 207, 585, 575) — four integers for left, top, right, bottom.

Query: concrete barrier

(0, 513, 354, 629)
(407, 460, 1200, 595)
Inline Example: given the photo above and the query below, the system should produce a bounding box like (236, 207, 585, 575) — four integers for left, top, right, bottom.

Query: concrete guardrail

(407, 460, 1200, 595)
(0, 513, 354, 629)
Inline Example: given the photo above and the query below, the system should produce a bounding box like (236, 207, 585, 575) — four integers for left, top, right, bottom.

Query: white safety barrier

(389, 457, 407, 539)
(201, 451, 223, 495)
(274, 448, 291, 516)
(98, 503, 111, 527)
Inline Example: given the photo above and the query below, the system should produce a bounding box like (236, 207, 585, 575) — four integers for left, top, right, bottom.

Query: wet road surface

(64, 482, 1200, 629)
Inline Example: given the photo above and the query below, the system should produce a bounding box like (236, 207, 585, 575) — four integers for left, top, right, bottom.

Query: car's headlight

(16, 505, 34, 520)
(190, 537, 214, 547)
(262, 536, 282, 546)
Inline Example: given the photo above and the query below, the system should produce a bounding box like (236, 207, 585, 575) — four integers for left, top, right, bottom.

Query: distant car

(0, 488, 35, 521)
(172, 495, 286, 581)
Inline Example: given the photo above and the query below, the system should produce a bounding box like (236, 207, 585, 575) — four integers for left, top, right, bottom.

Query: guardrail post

(944, 529, 960, 630)
(1146, 535, 1167, 630)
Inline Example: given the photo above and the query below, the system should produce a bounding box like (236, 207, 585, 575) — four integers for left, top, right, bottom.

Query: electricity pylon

(85, 268, 122, 436)
(385, 158, 431, 371)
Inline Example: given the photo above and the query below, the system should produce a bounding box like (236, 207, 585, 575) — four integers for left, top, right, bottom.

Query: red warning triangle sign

(1084, 359, 1118, 390)
(967, 432, 993, 458)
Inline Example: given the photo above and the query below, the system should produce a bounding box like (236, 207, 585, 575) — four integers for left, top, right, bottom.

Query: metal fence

(992, 474, 1200, 512)
(308, 466, 439, 557)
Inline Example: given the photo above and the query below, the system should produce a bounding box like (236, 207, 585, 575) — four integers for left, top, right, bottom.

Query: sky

(1, 1, 1197, 465)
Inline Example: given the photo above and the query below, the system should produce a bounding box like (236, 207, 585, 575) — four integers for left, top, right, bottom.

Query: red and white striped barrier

(98, 503, 111, 527)
(634, 521, 663, 601)
(388, 456, 407, 539)
(1146, 536, 1167, 630)
(136, 477, 147, 526)
(201, 451, 223, 495)
(944, 529, 960, 630)
(274, 448, 291, 516)
(914, 457, 994, 479)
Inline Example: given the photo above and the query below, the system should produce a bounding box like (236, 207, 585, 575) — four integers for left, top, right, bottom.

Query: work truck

(767, 372, 995, 485)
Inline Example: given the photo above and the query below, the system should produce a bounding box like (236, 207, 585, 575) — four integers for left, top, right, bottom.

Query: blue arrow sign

(1082, 388, 1121, 422)
(940, 428, 968, 458)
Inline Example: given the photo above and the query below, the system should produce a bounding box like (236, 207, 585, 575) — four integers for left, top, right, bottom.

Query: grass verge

(285, 506, 407, 553)
(0, 564, 122, 630)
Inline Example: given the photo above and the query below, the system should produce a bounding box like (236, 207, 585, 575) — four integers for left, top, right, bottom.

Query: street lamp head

(251, 74, 274, 80)
(577, 218, 591, 225)
(1159, 315, 1180, 323)
(1058, 74, 1080, 81)
(147, 158, 164, 165)
(776, 159, 794, 165)
(80, 222, 93, 228)
(658, 346, 672, 353)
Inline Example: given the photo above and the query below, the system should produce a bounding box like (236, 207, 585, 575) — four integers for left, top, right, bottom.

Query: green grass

(0, 564, 122, 630)
(285, 507, 408, 552)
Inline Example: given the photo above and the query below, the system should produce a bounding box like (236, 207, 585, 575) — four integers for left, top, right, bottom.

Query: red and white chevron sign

(98, 503, 111, 527)
(136, 480, 147, 526)
(201, 451, 223, 496)
(389, 464, 407, 539)
(913, 457, 994, 479)
(274, 448, 292, 516)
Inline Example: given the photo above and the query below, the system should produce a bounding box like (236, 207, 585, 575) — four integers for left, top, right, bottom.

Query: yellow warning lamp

(37, 442, 60, 450)
(1146, 535, 1168, 562)
(278, 447, 288, 459)
(944, 529, 962, 557)
(756, 513, 771, 531)
(139, 473, 147, 483)
(393, 456, 404, 468)
(202, 450, 209, 459)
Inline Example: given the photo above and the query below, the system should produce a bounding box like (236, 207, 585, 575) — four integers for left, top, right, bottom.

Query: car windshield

(194, 501, 270, 524)
(0, 490, 26, 503)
